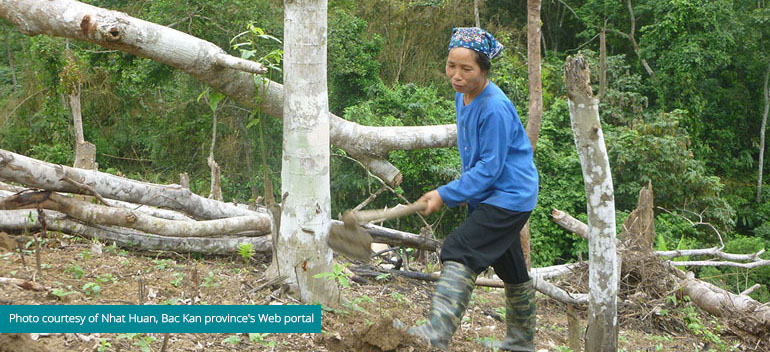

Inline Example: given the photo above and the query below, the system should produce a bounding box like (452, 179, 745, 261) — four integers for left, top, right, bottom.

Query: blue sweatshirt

(437, 81, 539, 212)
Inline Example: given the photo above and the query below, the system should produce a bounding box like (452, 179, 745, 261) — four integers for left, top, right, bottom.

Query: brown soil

(0, 232, 762, 352)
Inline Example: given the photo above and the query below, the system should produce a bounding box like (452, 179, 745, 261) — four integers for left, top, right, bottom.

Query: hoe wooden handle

(343, 202, 427, 227)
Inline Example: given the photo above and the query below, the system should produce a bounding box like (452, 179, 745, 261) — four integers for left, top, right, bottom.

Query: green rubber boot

(406, 261, 476, 351)
(481, 279, 536, 351)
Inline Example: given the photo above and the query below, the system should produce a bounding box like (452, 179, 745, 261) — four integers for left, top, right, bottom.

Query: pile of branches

(553, 183, 770, 347)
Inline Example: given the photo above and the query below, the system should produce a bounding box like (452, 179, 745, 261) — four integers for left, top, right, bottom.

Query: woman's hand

(418, 190, 444, 216)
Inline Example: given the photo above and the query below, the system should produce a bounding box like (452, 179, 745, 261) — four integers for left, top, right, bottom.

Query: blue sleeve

(437, 109, 512, 207)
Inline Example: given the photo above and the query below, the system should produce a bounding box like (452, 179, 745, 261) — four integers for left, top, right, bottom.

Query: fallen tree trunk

(0, 190, 271, 237)
(0, 209, 272, 255)
(0, 0, 458, 186)
(0, 148, 268, 221)
(674, 268, 770, 336)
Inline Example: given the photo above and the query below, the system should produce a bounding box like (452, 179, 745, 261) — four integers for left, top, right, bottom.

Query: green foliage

(237, 243, 255, 262)
(328, 8, 383, 114)
(117, 333, 156, 352)
(82, 282, 102, 297)
(313, 263, 352, 289)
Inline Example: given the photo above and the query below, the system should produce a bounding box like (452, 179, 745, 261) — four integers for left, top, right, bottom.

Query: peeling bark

(0, 0, 458, 186)
(565, 54, 618, 352)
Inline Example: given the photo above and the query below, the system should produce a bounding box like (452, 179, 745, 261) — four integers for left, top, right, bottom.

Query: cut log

(0, 148, 267, 220)
(0, 209, 271, 255)
(675, 269, 770, 336)
(0, 191, 271, 237)
(552, 209, 588, 239)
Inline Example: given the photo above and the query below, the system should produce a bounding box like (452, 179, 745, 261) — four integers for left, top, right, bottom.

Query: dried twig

(34, 208, 44, 278)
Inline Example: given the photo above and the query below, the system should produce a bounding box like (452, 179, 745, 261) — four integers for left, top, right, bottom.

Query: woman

(406, 27, 539, 351)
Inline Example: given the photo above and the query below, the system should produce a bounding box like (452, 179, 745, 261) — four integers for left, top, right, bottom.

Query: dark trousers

(440, 204, 531, 284)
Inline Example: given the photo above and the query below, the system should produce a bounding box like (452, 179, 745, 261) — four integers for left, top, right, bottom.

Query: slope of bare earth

(0, 232, 758, 352)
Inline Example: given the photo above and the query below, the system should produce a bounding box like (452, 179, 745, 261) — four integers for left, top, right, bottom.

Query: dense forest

(1, 0, 768, 307)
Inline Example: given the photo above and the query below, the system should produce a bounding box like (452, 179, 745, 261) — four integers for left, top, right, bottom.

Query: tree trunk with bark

(271, 0, 339, 305)
(0, 191, 270, 237)
(521, 0, 544, 269)
(758, 61, 769, 202)
(598, 26, 607, 100)
(565, 54, 618, 352)
(0, 0, 458, 186)
(0, 148, 263, 220)
(4, 28, 18, 92)
(208, 122, 223, 201)
(0, 209, 272, 255)
(474, 0, 480, 27)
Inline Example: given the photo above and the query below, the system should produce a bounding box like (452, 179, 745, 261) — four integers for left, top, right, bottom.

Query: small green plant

(78, 248, 92, 260)
(683, 305, 726, 350)
(375, 273, 391, 282)
(161, 297, 181, 305)
(82, 282, 101, 297)
(553, 346, 574, 352)
(96, 338, 111, 352)
(494, 306, 506, 319)
(104, 242, 119, 253)
(152, 259, 175, 271)
(476, 336, 499, 351)
(50, 287, 78, 300)
(223, 335, 241, 345)
(249, 333, 276, 347)
(170, 273, 184, 287)
(201, 271, 219, 288)
(237, 243, 255, 262)
(390, 291, 410, 304)
(117, 333, 156, 352)
(65, 264, 85, 279)
(313, 263, 352, 288)
(96, 273, 118, 284)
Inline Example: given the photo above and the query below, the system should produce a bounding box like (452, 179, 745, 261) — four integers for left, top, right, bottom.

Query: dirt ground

(0, 231, 765, 352)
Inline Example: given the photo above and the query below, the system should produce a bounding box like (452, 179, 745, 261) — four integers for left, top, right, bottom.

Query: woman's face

(446, 47, 487, 97)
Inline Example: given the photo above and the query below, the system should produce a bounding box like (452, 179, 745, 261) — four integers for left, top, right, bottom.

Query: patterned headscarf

(448, 27, 504, 60)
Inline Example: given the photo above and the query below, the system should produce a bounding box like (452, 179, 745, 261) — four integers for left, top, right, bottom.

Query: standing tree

(520, 0, 544, 268)
(565, 55, 618, 352)
(759, 62, 769, 202)
(270, 0, 339, 304)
